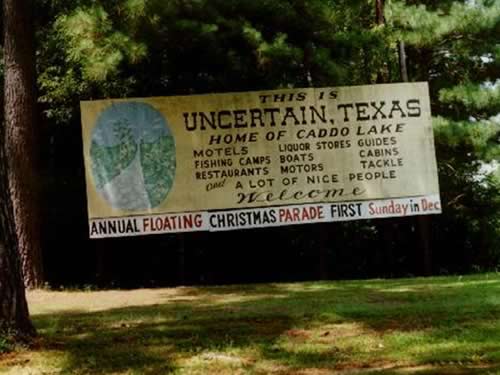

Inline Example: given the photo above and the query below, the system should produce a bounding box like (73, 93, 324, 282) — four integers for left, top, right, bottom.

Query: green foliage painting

(90, 102, 176, 210)
(140, 136, 176, 208)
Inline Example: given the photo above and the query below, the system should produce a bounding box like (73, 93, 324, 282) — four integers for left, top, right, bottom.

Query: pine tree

(34, 0, 500, 281)
(4, 0, 44, 288)
(0, 0, 37, 338)
(388, 0, 500, 268)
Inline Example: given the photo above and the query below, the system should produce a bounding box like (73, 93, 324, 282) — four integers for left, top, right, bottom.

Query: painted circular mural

(90, 102, 176, 211)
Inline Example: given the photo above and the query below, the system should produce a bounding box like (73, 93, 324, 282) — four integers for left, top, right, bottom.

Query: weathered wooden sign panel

(80, 82, 441, 238)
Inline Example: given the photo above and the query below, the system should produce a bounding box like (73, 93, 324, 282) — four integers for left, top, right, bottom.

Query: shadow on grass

(34, 305, 295, 374)
(31, 274, 500, 374)
(364, 365, 500, 375)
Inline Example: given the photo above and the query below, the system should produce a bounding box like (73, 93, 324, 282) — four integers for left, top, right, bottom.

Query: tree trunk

(3, 0, 43, 288)
(177, 234, 186, 285)
(397, 40, 433, 276)
(398, 41, 409, 82)
(0, 114, 35, 339)
(417, 216, 432, 276)
(375, 0, 385, 25)
(317, 227, 330, 280)
(375, 0, 388, 83)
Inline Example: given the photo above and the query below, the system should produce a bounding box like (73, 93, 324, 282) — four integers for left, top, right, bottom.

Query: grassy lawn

(1, 273, 500, 374)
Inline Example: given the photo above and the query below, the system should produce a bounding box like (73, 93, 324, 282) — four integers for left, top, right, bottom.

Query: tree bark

(375, 0, 385, 25)
(398, 41, 409, 82)
(3, 0, 43, 288)
(375, 0, 388, 83)
(0, 108, 35, 339)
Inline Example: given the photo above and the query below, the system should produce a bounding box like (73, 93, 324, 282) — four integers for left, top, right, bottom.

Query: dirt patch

(285, 329, 312, 341)
(313, 323, 374, 344)
(0, 352, 32, 369)
(27, 288, 199, 315)
(199, 352, 246, 364)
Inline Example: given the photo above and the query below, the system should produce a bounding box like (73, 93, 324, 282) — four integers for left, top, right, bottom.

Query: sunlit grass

(1, 273, 500, 374)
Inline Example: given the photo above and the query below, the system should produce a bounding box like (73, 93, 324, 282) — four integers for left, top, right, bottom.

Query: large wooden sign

(80, 82, 441, 238)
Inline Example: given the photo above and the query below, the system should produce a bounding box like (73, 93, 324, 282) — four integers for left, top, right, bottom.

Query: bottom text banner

(89, 194, 441, 238)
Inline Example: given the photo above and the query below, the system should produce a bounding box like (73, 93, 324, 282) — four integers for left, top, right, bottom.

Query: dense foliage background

(11, 0, 499, 287)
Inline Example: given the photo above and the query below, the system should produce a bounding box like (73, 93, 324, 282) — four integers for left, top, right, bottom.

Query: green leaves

(140, 136, 176, 208)
(433, 116, 500, 162)
(28, 0, 500, 276)
(388, 0, 500, 47)
(242, 24, 303, 71)
(439, 83, 500, 119)
(90, 120, 138, 190)
(56, 5, 146, 81)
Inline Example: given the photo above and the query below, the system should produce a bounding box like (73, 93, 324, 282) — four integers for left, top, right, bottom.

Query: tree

(0, 127, 35, 338)
(388, 0, 500, 270)
(0, 0, 35, 337)
(4, 0, 43, 288)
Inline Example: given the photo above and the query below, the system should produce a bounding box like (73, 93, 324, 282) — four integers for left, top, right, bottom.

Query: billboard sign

(80, 82, 441, 238)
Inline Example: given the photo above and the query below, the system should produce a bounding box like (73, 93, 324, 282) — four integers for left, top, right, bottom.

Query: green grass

(2, 273, 500, 374)
(0, 337, 12, 355)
